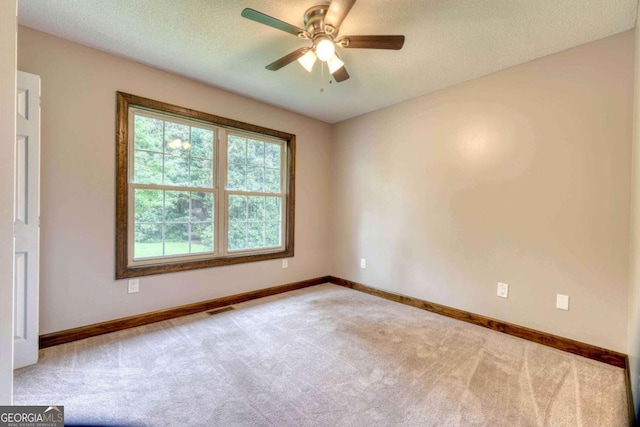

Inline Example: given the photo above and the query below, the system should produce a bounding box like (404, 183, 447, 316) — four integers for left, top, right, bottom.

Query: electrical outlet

(128, 279, 139, 294)
(497, 282, 509, 298)
(360, 258, 366, 269)
(556, 294, 569, 310)
(282, 258, 288, 269)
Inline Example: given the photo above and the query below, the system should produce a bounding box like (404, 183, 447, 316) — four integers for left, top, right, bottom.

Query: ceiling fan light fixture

(315, 37, 335, 62)
(297, 49, 317, 72)
(327, 54, 344, 74)
(242, 1, 406, 83)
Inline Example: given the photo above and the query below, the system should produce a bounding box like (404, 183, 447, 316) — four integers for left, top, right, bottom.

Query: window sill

(116, 248, 294, 279)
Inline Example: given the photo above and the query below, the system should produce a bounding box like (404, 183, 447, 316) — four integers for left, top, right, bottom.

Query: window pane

(246, 167, 264, 192)
(165, 191, 189, 222)
(264, 168, 281, 193)
(190, 192, 214, 222)
(134, 115, 163, 152)
(164, 155, 190, 186)
(227, 163, 246, 191)
(190, 158, 213, 188)
(228, 135, 246, 164)
(247, 139, 264, 167)
(248, 196, 265, 221)
(134, 150, 163, 184)
(265, 222, 281, 247)
(191, 127, 214, 159)
(190, 223, 213, 254)
(164, 223, 189, 256)
(265, 197, 281, 222)
(247, 221, 265, 249)
(265, 142, 281, 169)
(134, 223, 163, 258)
(135, 189, 163, 223)
(228, 221, 247, 251)
(229, 195, 247, 221)
(165, 121, 190, 157)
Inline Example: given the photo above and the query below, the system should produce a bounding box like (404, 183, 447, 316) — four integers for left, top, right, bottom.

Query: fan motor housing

(304, 5, 330, 37)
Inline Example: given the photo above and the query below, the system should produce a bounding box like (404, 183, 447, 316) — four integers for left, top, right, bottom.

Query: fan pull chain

(319, 62, 334, 92)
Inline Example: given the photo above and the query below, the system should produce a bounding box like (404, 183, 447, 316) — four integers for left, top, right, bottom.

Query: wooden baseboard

(328, 276, 627, 369)
(39, 275, 330, 349)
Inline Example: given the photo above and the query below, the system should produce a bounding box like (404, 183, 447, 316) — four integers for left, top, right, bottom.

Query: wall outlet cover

(282, 258, 288, 269)
(497, 282, 509, 298)
(360, 258, 366, 269)
(556, 294, 569, 310)
(128, 279, 139, 294)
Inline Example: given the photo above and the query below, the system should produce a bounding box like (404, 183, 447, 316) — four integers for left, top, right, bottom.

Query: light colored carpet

(14, 283, 627, 426)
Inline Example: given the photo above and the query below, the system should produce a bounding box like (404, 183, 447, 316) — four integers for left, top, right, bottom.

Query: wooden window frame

(115, 92, 295, 279)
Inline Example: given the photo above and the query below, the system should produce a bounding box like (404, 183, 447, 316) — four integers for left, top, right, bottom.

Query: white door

(13, 71, 40, 369)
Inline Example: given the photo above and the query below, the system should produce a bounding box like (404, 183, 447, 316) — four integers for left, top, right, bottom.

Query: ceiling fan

(241, 0, 405, 83)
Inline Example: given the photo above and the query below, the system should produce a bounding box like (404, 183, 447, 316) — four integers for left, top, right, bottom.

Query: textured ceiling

(18, 0, 638, 123)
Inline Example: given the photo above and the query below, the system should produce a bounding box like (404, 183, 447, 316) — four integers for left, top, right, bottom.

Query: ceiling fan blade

(266, 47, 309, 71)
(241, 8, 306, 37)
(324, 0, 357, 32)
(332, 65, 350, 83)
(340, 35, 405, 50)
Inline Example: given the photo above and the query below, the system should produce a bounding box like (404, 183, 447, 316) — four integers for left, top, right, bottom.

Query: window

(116, 92, 295, 278)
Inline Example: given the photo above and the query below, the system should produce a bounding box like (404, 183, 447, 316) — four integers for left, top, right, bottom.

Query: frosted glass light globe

(327, 54, 344, 74)
(298, 49, 317, 72)
(316, 38, 335, 62)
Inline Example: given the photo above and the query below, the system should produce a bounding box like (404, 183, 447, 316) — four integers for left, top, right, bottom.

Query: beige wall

(0, 0, 16, 405)
(628, 9, 640, 416)
(17, 27, 332, 334)
(331, 31, 634, 352)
